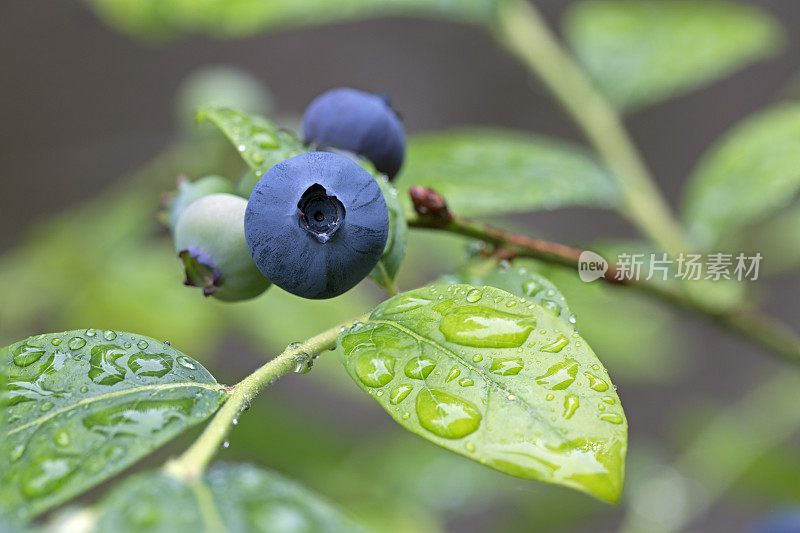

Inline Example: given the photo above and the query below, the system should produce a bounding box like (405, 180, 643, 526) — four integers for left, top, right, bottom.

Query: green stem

(165, 312, 370, 481)
(493, 0, 688, 255)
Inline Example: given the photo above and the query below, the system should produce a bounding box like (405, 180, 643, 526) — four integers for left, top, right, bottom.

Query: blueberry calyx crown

(297, 183, 345, 243)
(178, 246, 221, 296)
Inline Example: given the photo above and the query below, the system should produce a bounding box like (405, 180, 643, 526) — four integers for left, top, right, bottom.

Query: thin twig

(164, 312, 370, 481)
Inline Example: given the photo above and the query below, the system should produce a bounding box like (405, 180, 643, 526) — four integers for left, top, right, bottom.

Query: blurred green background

(2, 1, 800, 532)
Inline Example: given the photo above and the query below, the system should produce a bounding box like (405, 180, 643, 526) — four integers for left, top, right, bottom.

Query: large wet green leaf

(0, 330, 226, 522)
(369, 177, 408, 292)
(564, 1, 782, 112)
(196, 106, 306, 193)
(682, 104, 800, 248)
(397, 128, 618, 216)
(83, 0, 501, 40)
(96, 463, 363, 532)
(338, 284, 627, 503)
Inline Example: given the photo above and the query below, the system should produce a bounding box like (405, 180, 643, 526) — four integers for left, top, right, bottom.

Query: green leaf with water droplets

(440, 262, 573, 325)
(0, 330, 226, 522)
(196, 106, 306, 195)
(369, 177, 408, 291)
(82, 0, 501, 40)
(95, 463, 364, 532)
(683, 103, 800, 248)
(563, 1, 783, 112)
(338, 284, 627, 503)
(397, 128, 618, 216)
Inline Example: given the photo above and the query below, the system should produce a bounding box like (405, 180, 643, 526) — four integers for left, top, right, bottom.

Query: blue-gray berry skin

(302, 88, 405, 179)
(245, 152, 388, 299)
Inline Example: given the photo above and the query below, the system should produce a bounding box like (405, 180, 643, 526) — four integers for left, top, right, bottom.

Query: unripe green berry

(174, 193, 270, 302)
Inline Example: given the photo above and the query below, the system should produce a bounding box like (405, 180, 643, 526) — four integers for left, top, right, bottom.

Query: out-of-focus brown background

(2, 1, 800, 532)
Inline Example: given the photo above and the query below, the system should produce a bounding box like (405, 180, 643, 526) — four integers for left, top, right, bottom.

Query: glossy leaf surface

(397, 128, 617, 216)
(0, 330, 225, 522)
(338, 284, 627, 503)
(196, 106, 306, 195)
(96, 463, 363, 532)
(564, 0, 782, 111)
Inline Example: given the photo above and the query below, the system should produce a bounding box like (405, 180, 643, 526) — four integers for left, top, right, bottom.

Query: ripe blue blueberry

(302, 88, 405, 179)
(245, 151, 388, 299)
(174, 193, 270, 302)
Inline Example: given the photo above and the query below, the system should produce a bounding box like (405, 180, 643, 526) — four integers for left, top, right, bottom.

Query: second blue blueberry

(302, 87, 406, 180)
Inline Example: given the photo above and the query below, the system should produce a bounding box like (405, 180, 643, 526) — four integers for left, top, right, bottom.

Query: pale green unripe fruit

(174, 193, 270, 302)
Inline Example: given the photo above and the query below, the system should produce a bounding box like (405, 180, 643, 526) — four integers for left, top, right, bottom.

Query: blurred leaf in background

(564, 0, 783, 112)
(682, 104, 800, 249)
(82, 0, 502, 40)
(396, 128, 618, 216)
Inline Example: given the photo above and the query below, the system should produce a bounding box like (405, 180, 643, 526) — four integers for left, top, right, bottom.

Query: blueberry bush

(3, 1, 800, 532)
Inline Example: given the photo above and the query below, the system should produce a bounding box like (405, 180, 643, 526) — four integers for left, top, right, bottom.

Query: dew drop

(390, 384, 413, 405)
(541, 300, 561, 316)
(176, 356, 196, 370)
(415, 389, 482, 439)
(137, 340, 149, 350)
(535, 358, 579, 390)
(68, 337, 86, 351)
(472, 354, 483, 363)
(20, 457, 77, 498)
(54, 429, 71, 447)
(465, 289, 482, 303)
(9, 444, 25, 462)
(583, 371, 609, 392)
(522, 280, 542, 297)
(12, 342, 46, 367)
(600, 413, 623, 425)
(439, 306, 536, 348)
(404, 356, 436, 380)
(465, 441, 476, 453)
(85, 329, 96, 337)
(458, 378, 474, 387)
(128, 353, 173, 378)
(354, 351, 396, 388)
(541, 334, 569, 353)
(563, 394, 579, 419)
(446, 366, 461, 382)
(103, 330, 117, 341)
(489, 357, 524, 376)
